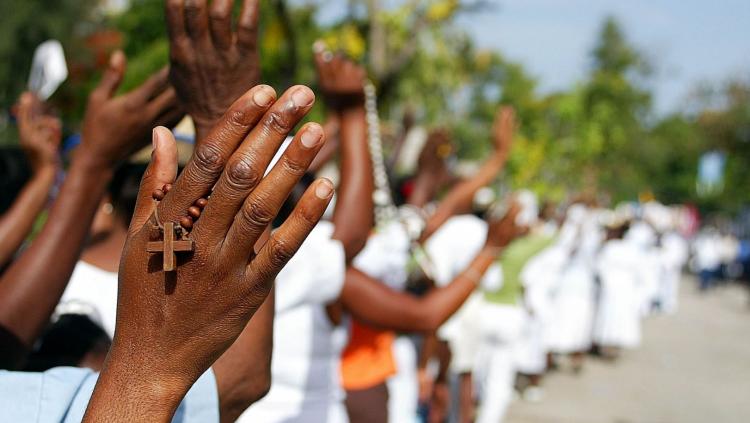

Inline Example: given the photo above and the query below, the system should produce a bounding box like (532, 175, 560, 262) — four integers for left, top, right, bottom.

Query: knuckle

(193, 144, 224, 177)
(263, 111, 294, 135)
(279, 155, 308, 178)
(226, 157, 262, 190)
(166, 0, 181, 11)
(267, 237, 295, 269)
(240, 198, 275, 229)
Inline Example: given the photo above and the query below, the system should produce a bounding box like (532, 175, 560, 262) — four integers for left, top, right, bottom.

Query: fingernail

(152, 128, 162, 150)
(301, 126, 322, 148)
(291, 87, 314, 107)
(315, 179, 334, 199)
(253, 86, 274, 107)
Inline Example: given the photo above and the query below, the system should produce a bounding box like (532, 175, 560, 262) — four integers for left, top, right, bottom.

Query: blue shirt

(0, 367, 219, 423)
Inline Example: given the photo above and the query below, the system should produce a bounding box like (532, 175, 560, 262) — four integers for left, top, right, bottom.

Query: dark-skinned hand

(16, 92, 62, 172)
(485, 200, 524, 249)
(80, 50, 183, 168)
(166, 0, 262, 142)
(84, 84, 332, 422)
(313, 41, 366, 111)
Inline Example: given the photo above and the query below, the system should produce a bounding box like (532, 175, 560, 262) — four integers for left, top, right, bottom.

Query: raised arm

(406, 129, 453, 208)
(166, 0, 261, 144)
(83, 85, 332, 423)
(419, 106, 516, 242)
(314, 46, 374, 262)
(340, 202, 521, 332)
(0, 52, 182, 369)
(0, 93, 61, 268)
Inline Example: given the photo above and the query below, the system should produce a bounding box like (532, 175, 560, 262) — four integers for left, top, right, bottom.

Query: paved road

(506, 277, 750, 423)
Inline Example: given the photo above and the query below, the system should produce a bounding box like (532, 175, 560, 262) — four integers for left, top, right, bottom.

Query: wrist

(71, 148, 115, 176)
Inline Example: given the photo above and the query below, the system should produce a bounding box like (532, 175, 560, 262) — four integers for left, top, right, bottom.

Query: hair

(23, 314, 111, 372)
(0, 147, 33, 215)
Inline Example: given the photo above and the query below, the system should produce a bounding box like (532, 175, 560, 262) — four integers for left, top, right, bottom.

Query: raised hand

(0, 51, 181, 370)
(166, 0, 262, 142)
(491, 105, 516, 157)
(485, 200, 523, 249)
(16, 92, 62, 172)
(84, 84, 333, 422)
(313, 41, 366, 111)
(79, 51, 182, 168)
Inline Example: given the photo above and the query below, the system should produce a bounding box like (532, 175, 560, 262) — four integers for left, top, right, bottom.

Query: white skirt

(593, 273, 641, 348)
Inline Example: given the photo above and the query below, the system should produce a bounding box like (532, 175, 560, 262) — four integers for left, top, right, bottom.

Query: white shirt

(353, 221, 411, 291)
(239, 221, 348, 423)
(56, 261, 119, 338)
(424, 215, 502, 340)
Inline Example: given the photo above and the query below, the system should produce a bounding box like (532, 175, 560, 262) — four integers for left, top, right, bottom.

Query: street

(506, 277, 750, 423)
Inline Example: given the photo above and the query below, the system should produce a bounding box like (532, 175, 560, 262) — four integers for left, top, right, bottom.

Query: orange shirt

(340, 320, 396, 390)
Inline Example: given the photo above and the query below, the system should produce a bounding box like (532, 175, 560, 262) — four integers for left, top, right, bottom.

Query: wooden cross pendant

(147, 222, 194, 272)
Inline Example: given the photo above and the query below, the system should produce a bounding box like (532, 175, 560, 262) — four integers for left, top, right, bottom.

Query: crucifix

(147, 221, 194, 272)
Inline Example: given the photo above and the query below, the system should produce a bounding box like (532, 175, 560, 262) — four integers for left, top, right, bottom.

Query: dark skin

(83, 86, 333, 422)
(407, 128, 454, 208)
(313, 48, 374, 263)
(312, 48, 524, 335)
(0, 92, 61, 268)
(0, 51, 182, 369)
(339, 203, 523, 332)
(165, 3, 311, 416)
(420, 106, 516, 242)
(166, 0, 262, 143)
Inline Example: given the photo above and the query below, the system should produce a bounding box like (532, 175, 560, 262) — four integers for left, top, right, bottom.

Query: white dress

(514, 244, 567, 374)
(425, 215, 502, 374)
(547, 206, 600, 354)
(56, 261, 119, 338)
(238, 222, 348, 423)
(659, 232, 688, 314)
(592, 239, 642, 348)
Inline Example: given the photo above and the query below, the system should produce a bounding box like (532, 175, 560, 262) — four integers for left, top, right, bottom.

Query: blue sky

(308, 0, 750, 115)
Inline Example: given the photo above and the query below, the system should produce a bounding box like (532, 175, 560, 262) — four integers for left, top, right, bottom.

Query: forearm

(407, 170, 442, 209)
(331, 106, 373, 262)
(420, 153, 506, 242)
(213, 289, 275, 423)
(343, 247, 499, 332)
(0, 166, 56, 267)
(0, 152, 112, 361)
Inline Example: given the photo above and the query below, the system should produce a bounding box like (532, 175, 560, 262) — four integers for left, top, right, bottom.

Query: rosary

(147, 184, 208, 272)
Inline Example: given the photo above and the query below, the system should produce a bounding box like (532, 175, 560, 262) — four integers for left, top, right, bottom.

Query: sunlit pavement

(506, 276, 750, 423)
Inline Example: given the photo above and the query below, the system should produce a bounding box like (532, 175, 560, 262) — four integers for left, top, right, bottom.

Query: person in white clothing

(593, 221, 643, 358)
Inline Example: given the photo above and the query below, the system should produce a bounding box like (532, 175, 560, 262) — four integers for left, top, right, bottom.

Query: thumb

(92, 50, 127, 102)
(129, 126, 178, 234)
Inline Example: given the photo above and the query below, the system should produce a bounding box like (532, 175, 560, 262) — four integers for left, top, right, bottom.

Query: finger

(209, 0, 233, 50)
(130, 67, 170, 104)
(156, 85, 277, 224)
(166, 0, 191, 59)
(194, 85, 315, 241)
(17, 92, 34, 131)
(147, 87, 180, 120)
(130, 127, 179, 234)
(245, 179, 333, 291)
(90, 50, 126, 103)
(184, 0, 211, 45)
(222, 123, 325, 261)
(237, 0, 260, 51)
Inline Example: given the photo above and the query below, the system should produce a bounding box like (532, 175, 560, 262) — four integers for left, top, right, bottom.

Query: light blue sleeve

(0, 367, 219, 423)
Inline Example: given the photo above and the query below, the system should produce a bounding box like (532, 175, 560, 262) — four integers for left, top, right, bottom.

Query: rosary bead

(152, 189, 165, 201)
(195, 198, 208, 208)
(162, 183, 173, 193)
(179, 216, 194, 230)
(188, 206, 201, 219)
